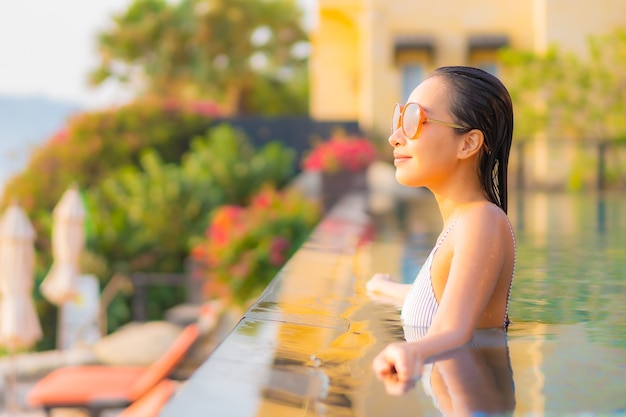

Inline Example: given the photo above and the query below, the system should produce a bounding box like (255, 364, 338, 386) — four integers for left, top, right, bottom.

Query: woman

(367, 66, 516, 383)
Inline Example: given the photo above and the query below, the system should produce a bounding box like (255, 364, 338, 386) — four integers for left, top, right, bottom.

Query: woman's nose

(388, 128, 404, 147)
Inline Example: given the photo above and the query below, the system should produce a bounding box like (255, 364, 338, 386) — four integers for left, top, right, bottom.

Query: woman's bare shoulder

(463, 201, 509, 222)
(456, 202, 513, 245)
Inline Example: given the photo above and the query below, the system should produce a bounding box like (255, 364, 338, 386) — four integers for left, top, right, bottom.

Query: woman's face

(388, 76, 463, 189)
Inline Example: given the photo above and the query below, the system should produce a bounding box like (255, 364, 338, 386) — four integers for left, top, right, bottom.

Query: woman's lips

(393, 154, 411, 165)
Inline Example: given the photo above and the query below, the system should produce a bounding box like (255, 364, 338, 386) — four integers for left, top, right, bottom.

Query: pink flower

(251, 187, 273, 209)
(302, 135, 377, 173)
(164, 98, 223, 117)
(50, 129, 69, 144)
(189, 100, 222, 117)
(269, 237, 291, 266)
(192, 185, 321, 305)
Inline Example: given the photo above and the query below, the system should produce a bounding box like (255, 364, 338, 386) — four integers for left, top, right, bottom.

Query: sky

(0, 0, 316, 193)
(0, 0, 136, 108)
(0, 0, 316, 109)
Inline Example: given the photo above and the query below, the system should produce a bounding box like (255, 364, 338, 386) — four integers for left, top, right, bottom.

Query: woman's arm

(366, 273, 412, 301)
(376, 335, 516, 415)
(373, 205, 511, 382)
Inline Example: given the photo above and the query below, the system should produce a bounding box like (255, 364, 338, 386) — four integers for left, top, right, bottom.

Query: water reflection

(261, 365, 329, 408)
(377, 328, 516, 416)
(507, 192, 626, 345)
(597, 192, 606, 234)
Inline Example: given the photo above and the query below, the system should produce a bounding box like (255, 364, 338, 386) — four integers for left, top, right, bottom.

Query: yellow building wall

(543, 0, 626, 56)
(310, 0, 626, 140)
(364, 0, 534, 139)
(309, 1, 362, 120)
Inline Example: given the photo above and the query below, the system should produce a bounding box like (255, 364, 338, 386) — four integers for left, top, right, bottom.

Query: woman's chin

(395, 171, 422, 188)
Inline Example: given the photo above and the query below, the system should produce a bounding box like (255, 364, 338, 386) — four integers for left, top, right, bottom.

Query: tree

(0, 98, 216, 252)
(499, 29, 626, 189)
(499, 28, 626, 143)
(90, 0, 310, 115)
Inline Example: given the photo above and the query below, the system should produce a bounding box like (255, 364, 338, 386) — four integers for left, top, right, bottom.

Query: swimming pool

(161, 191, 625, 417)
(384, 191, 626, 416)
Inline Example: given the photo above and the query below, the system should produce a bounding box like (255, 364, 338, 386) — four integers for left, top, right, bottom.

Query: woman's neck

(433, 187, 489, 226)
(427, 157, 489, 225)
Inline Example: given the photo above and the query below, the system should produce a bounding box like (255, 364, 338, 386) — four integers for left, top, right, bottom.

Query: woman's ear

(458, 130, 484, 160)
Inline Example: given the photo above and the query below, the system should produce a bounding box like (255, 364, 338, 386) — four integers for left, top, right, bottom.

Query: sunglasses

(392, 102, 470, 140)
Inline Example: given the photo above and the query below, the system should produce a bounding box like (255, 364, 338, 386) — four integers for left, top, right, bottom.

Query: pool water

(161, 191, 625, 417)
(386, 191, 626, 416)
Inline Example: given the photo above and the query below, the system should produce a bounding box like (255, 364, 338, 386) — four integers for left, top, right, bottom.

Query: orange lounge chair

(27, 323, 199, 417)
(117, 379, 176, 417)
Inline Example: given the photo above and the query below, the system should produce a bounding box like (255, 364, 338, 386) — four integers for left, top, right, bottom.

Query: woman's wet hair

(428, 66, 514, 213)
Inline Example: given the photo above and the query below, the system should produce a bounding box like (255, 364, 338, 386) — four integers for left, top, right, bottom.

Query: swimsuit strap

(504, 217, 516, 329)
(435, 219, 459, 248)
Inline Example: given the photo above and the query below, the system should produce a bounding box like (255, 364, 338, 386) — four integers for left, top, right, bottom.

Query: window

(467, 35, 509, 77)
(394, 35, 434, 103)
(469, 52, 499, 77)
(402, 64, 424, 102)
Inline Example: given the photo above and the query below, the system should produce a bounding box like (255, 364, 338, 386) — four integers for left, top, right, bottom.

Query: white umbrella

(40, 186, 86, 305)
(0, 203, 42, 350)
(0, 203, 42, 414)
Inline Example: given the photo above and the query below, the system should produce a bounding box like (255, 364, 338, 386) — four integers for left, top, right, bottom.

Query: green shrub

(1, 98, 216, 257)
(191, 185, 321, 306)
(86, 124, 298, 328)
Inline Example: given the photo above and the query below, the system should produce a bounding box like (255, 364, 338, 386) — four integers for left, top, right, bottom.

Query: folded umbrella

(40, 185, 86, 305)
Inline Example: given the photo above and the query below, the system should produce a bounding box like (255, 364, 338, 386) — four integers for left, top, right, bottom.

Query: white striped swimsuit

(400, 218, 515, 333)
(401, 221, 457, 331)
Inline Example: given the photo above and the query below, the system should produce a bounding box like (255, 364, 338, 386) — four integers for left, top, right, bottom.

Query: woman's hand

(366, 273, 394, 294)
(372, 342, 423, 383)
(366, 273, 411, 305)
(379, 373, 418, 396)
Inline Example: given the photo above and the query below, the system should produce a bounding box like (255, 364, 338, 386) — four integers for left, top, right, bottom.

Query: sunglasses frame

(392, 102, 470, 140)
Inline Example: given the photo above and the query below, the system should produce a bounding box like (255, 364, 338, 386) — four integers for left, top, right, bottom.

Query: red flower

(190, 244, 206, 259)
(302, 135, 377, 173)
(207, 205, 244, 245)
(191, 186, 321, 305)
